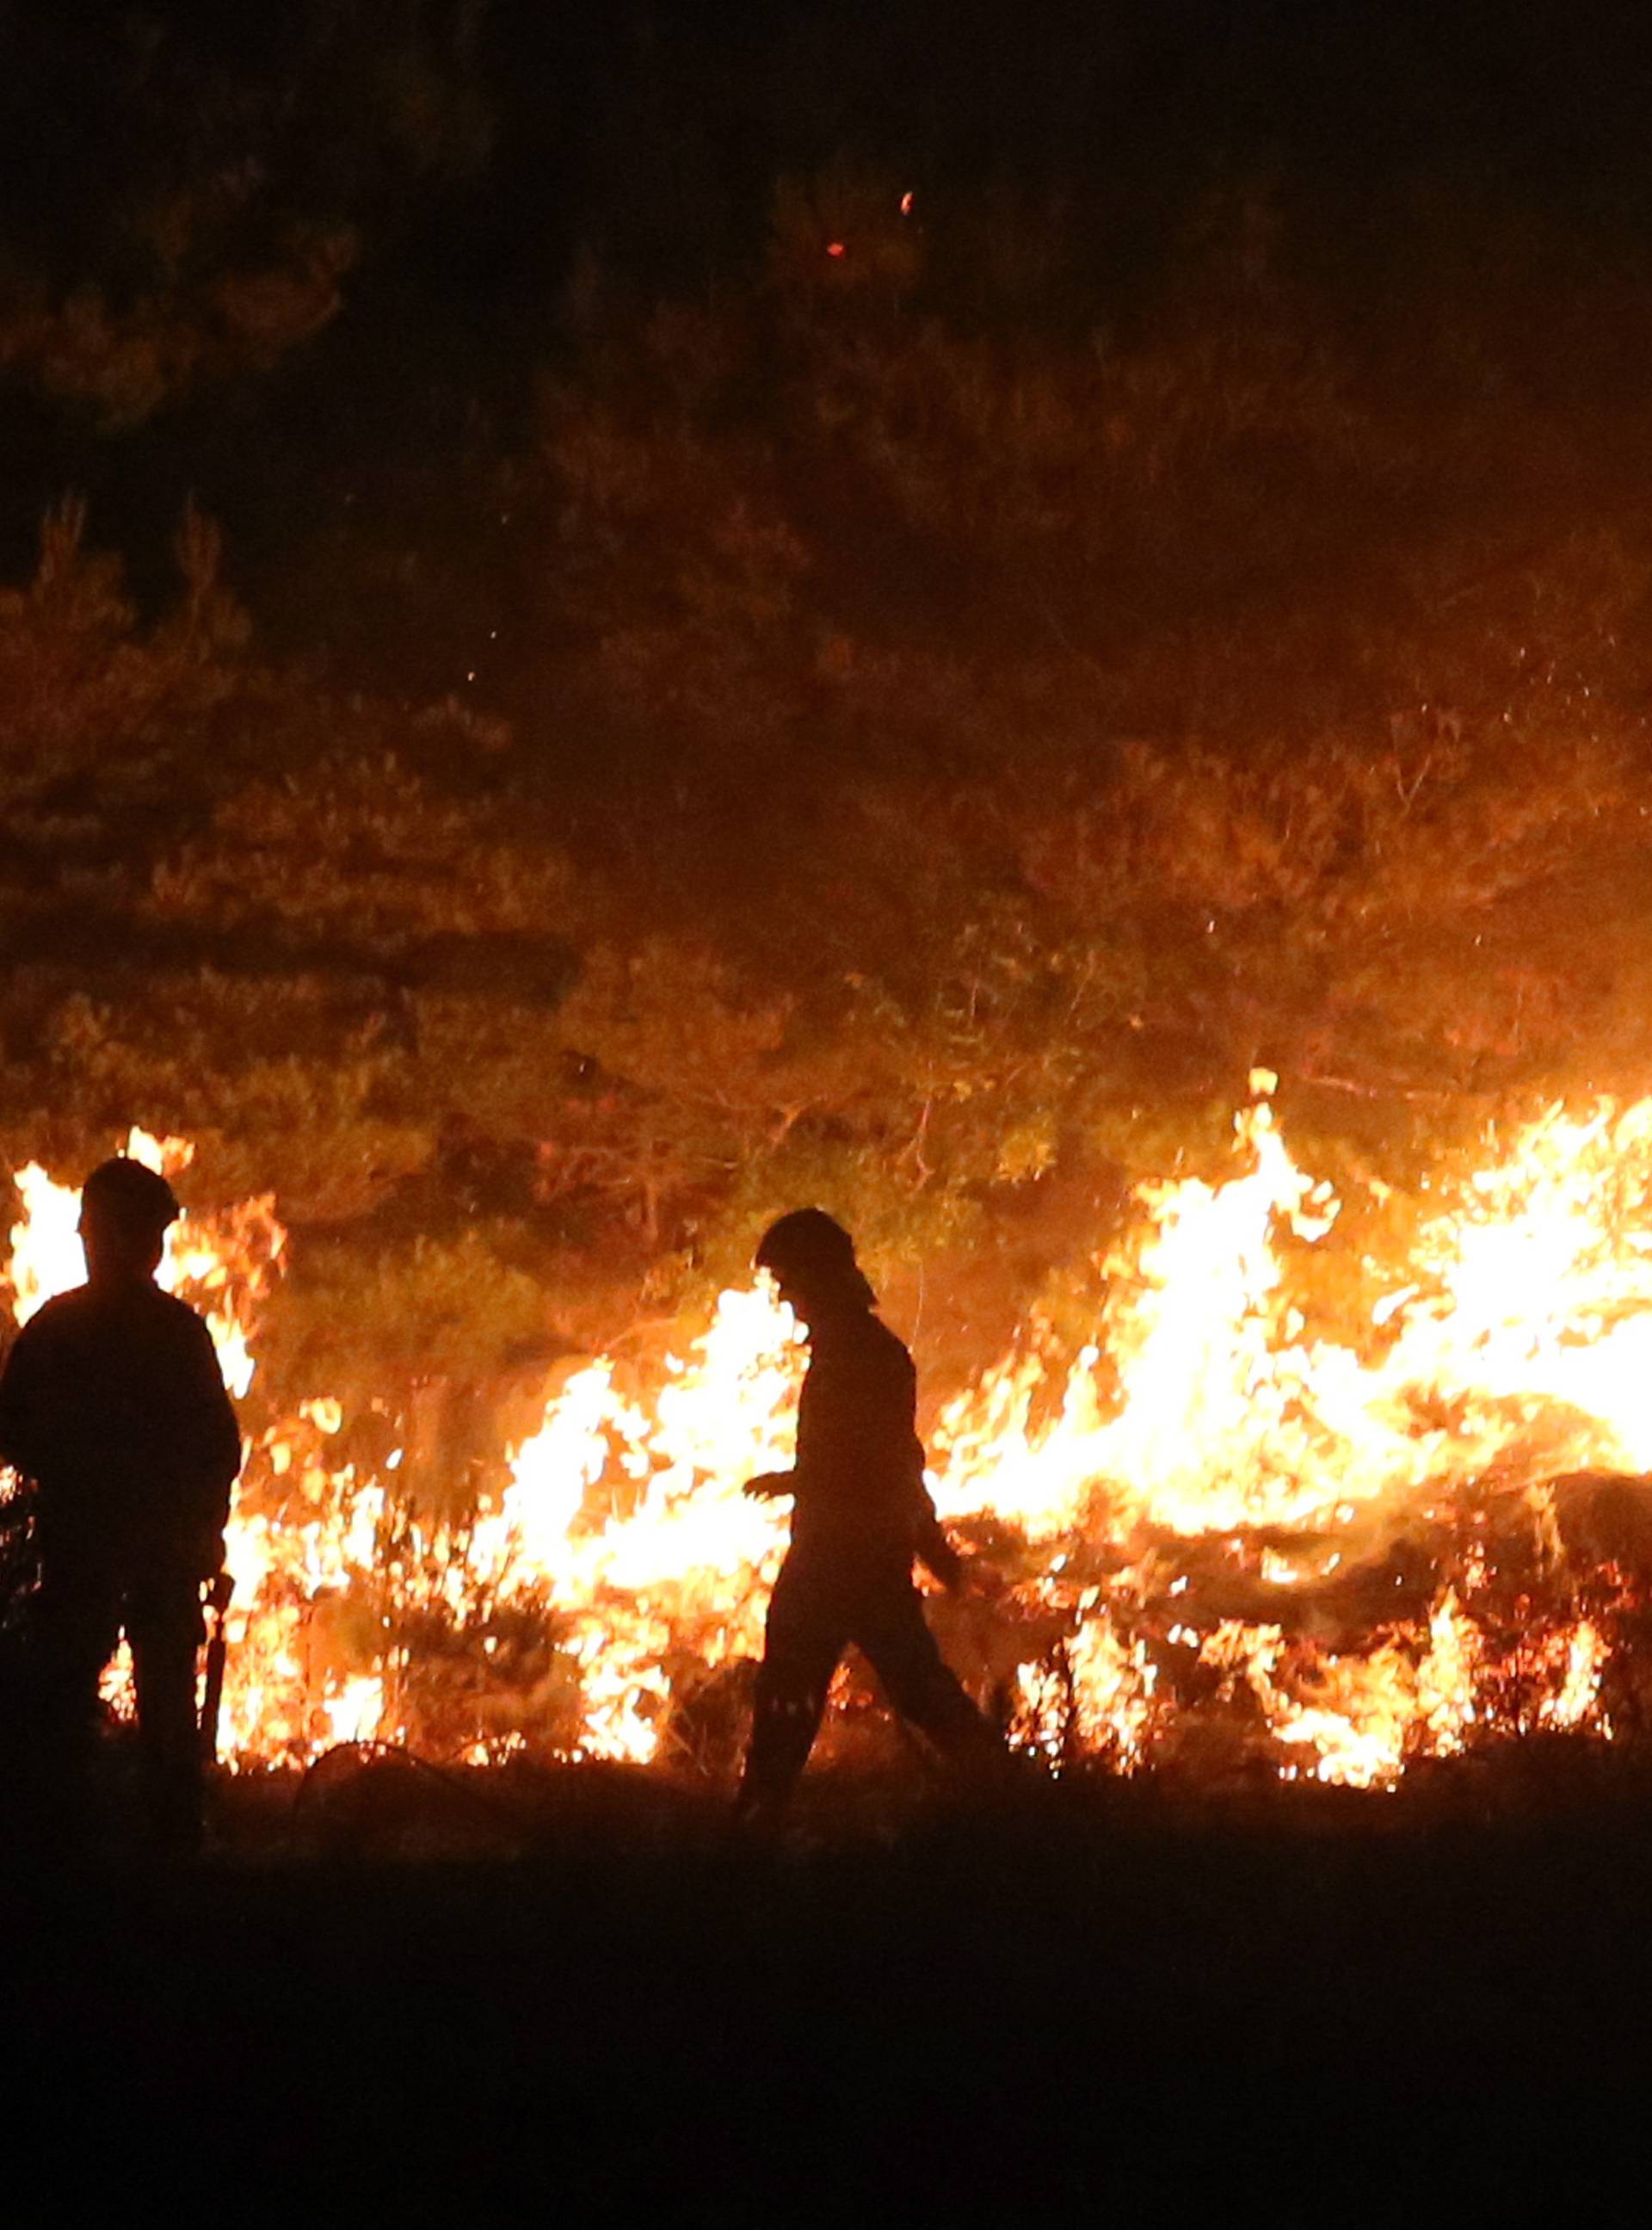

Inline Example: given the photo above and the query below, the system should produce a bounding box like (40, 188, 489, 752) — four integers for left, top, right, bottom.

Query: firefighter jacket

(786, 1306, 957, 1578)
(0, 1280, 242, 1579)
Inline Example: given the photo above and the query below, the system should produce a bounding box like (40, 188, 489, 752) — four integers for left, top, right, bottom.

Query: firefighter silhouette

(0, 1157, 241, 1847)
(737, 1210, 998, 1818)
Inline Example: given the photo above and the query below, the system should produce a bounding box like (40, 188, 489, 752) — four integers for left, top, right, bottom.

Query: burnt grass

(8, 1742, 1652, 2213)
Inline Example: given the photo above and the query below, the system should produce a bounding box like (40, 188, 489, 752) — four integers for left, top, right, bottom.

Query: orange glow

(8, 1078, 1648, 1785)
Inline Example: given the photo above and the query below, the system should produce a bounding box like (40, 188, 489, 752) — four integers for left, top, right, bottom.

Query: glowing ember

(9, 1080, 1652, 1784)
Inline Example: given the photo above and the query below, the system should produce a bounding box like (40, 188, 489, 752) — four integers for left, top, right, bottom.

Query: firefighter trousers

(27, 1562, 205, 1848)
(741, 1547, 996, 1805)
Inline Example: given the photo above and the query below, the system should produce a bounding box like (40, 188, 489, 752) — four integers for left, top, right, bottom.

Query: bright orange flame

(6, 1084, 1643, 1782)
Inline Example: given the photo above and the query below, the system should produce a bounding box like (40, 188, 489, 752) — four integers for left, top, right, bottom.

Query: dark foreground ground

(10, 1742, 1652, 2218)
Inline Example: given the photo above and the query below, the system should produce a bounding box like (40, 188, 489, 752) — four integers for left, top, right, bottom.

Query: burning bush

(9, 1072, 1652, 1794)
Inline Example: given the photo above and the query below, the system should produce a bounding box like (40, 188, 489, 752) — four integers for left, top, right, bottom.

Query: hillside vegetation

(5, 12, 1652, 1438)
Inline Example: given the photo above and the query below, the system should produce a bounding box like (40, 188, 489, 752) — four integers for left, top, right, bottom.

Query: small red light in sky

(900, 191, 914, 215)
(826, 240, 846, 258)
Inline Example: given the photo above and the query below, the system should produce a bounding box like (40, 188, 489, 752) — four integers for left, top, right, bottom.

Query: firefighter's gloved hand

(743, 1470, 793, 1502)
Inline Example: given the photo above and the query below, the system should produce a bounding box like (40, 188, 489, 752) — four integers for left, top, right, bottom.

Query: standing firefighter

(737, 1210, 998, 1820)
(0, 1158, 242, 1850)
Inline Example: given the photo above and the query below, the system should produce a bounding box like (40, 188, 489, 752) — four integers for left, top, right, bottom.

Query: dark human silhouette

(737, 1209, 999, 1821)
(0, 1157, 242, 1850)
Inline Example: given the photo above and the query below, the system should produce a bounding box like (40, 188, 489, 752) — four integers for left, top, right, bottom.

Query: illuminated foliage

(3, 46, 1652, 1439)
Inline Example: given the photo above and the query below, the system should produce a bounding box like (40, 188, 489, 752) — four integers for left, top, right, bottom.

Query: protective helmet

(755, 1208, 875, 1307)
(80, 1156, 181, 1239)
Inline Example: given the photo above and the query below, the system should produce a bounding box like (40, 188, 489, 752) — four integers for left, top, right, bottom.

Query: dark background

(10, 2, 1652, 668)
(13, 1761, 1650, 2208)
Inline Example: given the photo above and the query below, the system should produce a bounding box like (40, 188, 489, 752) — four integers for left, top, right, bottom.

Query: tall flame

(8, 1084, 1650, 1786)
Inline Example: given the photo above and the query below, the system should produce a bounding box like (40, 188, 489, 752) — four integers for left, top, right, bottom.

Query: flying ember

(8, 1081, 1648, 1788)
